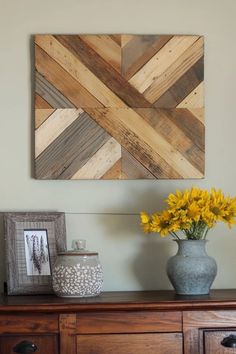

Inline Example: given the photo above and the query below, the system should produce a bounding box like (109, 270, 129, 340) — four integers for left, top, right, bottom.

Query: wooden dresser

(1, 290, 236, 353)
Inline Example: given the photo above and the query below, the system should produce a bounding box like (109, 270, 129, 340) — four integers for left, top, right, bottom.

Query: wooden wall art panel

(34, 34, 204, 179)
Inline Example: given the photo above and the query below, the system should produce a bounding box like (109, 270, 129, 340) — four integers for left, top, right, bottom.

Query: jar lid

(58, 239, 98, 256)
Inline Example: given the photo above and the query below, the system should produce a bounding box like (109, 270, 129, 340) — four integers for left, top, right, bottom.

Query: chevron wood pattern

(34, 34, 205, 179)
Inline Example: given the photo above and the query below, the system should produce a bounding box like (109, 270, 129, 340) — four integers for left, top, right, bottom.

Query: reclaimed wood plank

(85, 108, 202, 178)
(35, 45, 103, 108)
(177, 82, 204, 108)
(135, 108, 204, 173)
(35, 35, 126, 108)
(81, 34, 121, 72)
(35, 72, 75, 108)
(55, 35, 152, 108)
(143, 37, 204, 102)
(35, 112, 111, 179)
(35, 109, 83, 157)
(122, 35, 173, 80)
(35, 93, 52, 109)
(35, 108, 55, 129)
(101, 159, 122, 179)
(129, 36, 200, 93)
(122, 147, 155, 179)
(71, 137, 121, 179)
(154, 57, 204, 108)
(167, 108, 205, 151)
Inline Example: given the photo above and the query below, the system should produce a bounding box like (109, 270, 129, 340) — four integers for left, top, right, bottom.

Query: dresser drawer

(77, 311, 182, 333)
(204, 330, 236, 353)
(0, 314, 58, 333)
(77, 333, 183, 354)
(0, 334, 59, 354)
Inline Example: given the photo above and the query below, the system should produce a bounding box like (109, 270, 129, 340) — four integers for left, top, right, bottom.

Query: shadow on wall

(97, 212, 175, 289)
(133, 238, 174, 290)
(96, 183, 177, 289)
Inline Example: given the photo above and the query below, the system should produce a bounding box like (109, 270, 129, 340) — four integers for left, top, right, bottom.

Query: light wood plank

(35, 108, 55, 129)
(35, 45, 103, 108)
(55, 35, 151, 108)
(35, 109, 83, 158)
(86, 108, 203, 178)
(188, 108, 204, 124)
(122, 35, 173, 80)
(129, 36, 200, 93)
(71, 138, 121, 179)
(80, 35, 121, 72)
(177, 82, 204, 108)
(121, 35, 134, 47)
(35, 112, 110, 179)
(35, 35, 126, 108)
(144, 37, 204, 102)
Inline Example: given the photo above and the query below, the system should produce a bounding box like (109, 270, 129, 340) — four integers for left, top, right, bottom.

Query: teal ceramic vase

(166, 240, 217, 295)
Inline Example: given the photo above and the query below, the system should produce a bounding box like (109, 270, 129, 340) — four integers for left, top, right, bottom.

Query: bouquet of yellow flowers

(140, 187, 236, 240)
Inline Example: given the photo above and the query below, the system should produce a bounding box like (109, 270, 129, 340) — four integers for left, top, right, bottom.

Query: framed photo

(4, 212, 66, 295)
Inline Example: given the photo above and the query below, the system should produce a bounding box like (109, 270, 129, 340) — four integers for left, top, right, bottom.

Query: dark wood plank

(35, 45, 104, 108)
(110, 34, 122, 46)
(85, 108, 182, 178)
(77, 311, 182, 333)
(35, 93, 52, 109)
(122, 35, 173, 80)
(154, 56, 204, 108)
(167, 108, 205, 151)
(122, 147, 155, 179)
(55, 35, 152, 108)
(77, 333, 183, 354)
(35, 72, 75, 108)
(35, 112, 111, 179)
(135, 108, 204, 174)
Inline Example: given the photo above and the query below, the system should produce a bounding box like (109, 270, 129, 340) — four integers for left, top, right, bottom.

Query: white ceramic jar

(52, 240, 103, 297)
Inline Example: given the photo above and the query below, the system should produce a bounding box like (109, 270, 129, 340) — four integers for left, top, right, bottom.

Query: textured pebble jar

(52, 240, 103, 297)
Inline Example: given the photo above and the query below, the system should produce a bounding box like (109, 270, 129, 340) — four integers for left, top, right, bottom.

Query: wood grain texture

(34, 34, 204, 179)
(71, 138, 121, 179)
(35, 112, 111, 179)
(183, 311, 236, 354)
(77, 333, 183, 354)
(76, 311, 182, 333)
(60, 314, 76, 354)
(0, 314, 58, 333)
(86, 108, 202, 178)
(0, 335, 59, 354)
(2, 289, 236, 313)
(35, 72, 75, 108)
(204, 330, 236, 353)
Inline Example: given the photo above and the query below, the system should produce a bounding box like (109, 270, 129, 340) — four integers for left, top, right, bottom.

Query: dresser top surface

(1, 289, 236, 312)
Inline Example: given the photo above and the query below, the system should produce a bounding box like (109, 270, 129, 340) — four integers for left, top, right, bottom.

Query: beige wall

(0, 0, 236, 292)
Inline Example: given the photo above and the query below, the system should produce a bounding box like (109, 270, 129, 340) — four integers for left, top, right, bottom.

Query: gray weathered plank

(35, 72, 75, 108)
(35, 112, 111, 179)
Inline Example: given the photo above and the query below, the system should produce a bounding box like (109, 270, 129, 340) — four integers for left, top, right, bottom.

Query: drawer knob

(13, 340, 38, 353)
(221, 334, 236, 348)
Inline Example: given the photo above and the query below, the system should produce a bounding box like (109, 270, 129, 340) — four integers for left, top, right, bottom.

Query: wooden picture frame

(4, 212, 66, 295)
